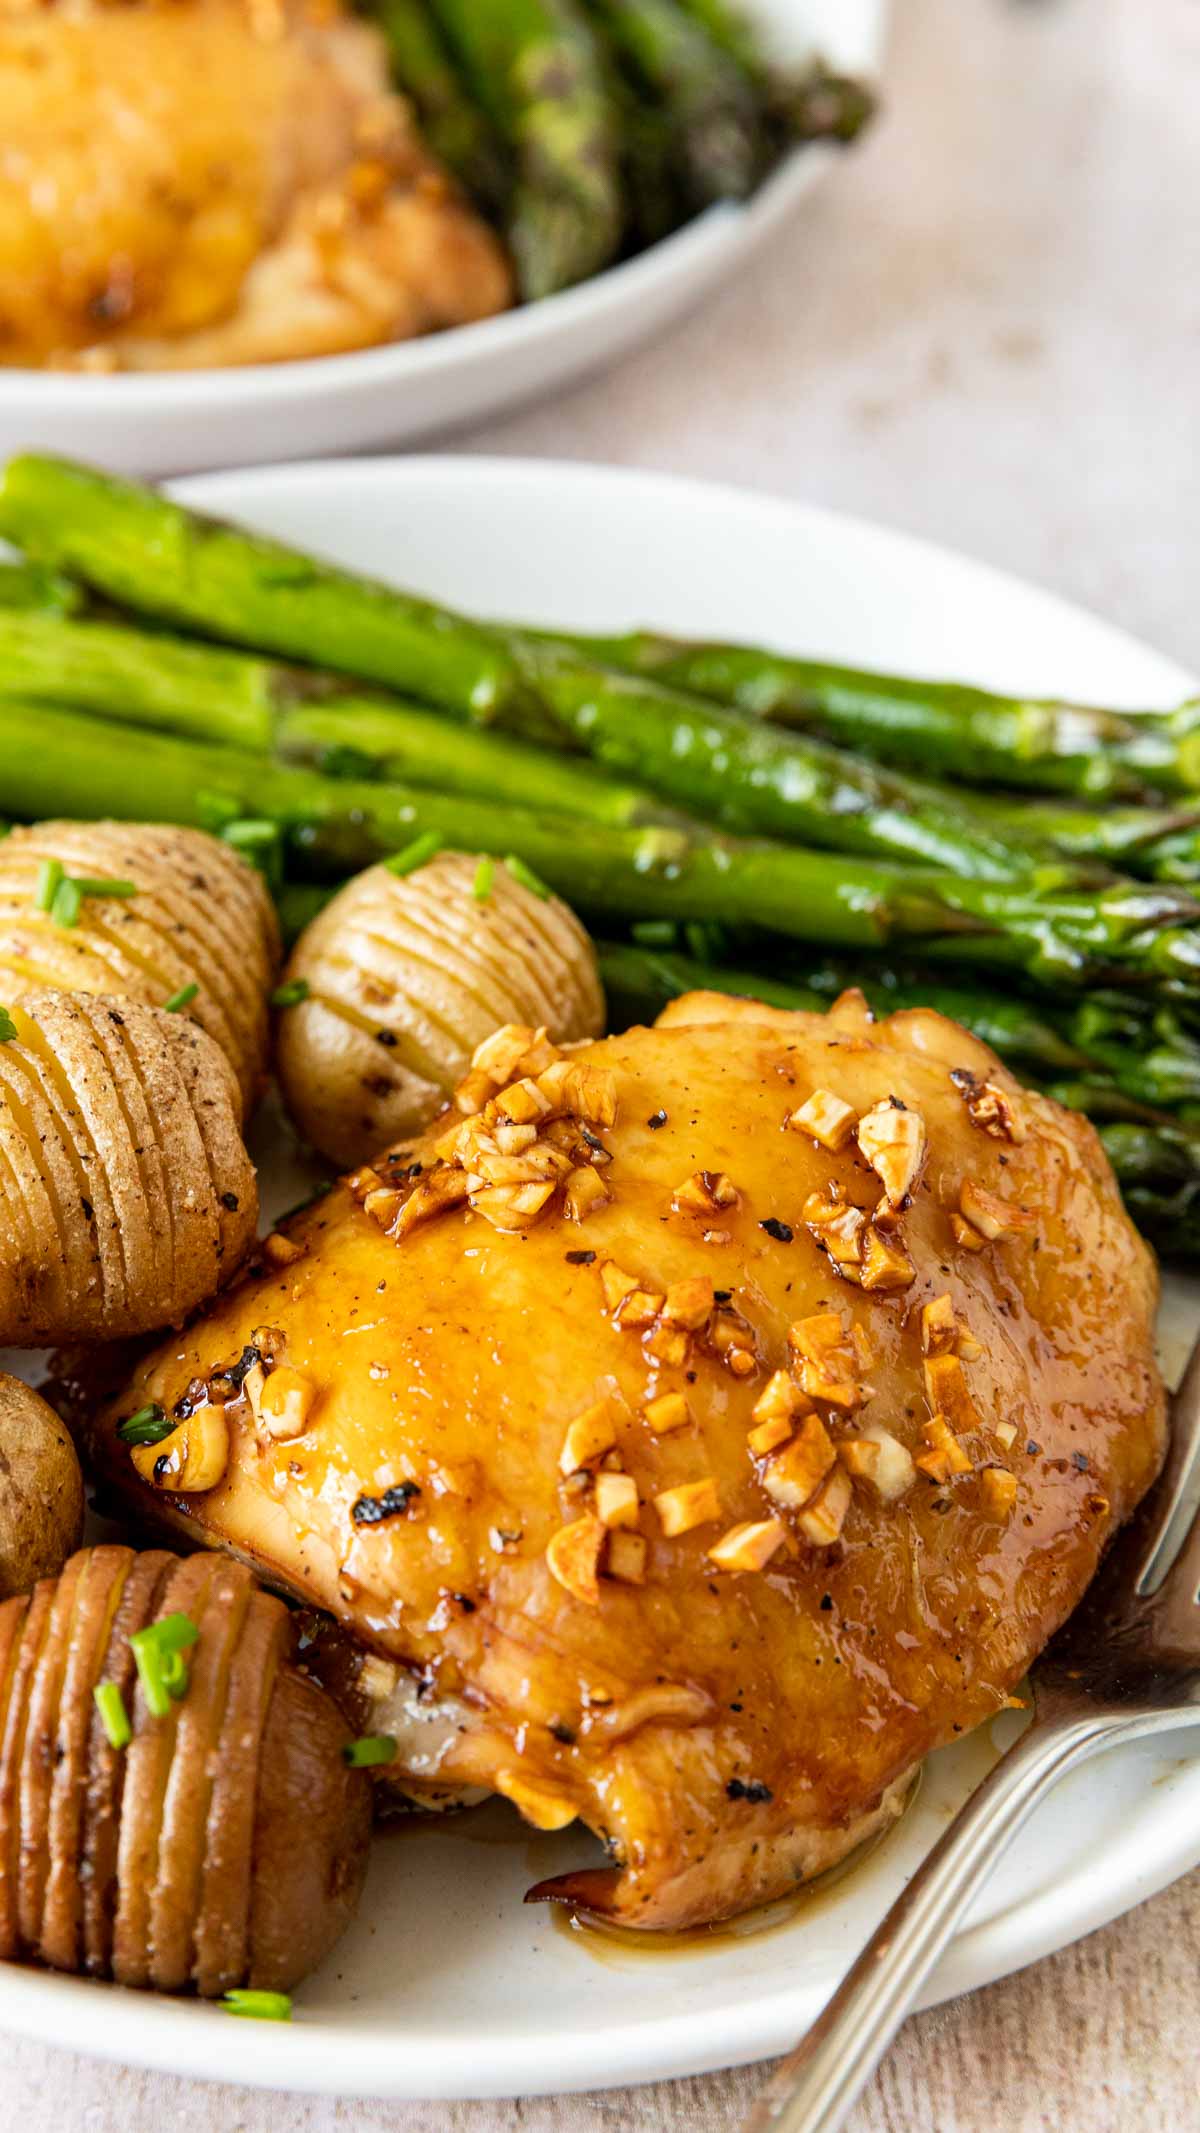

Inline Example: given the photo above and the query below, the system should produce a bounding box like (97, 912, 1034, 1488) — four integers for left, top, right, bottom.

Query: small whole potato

(0, 1375, 84, 1599)
(275, 850, 605, 1167)
(0, 988, 257, 1344)
(0, 1545, 372, 1994)
(0, 821, 279, 1116)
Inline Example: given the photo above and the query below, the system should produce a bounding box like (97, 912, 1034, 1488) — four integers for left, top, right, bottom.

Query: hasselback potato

(0, 1546, 371, 1994)
(0, 989, 256, 1343)
(0, 821, 279, 1116)
(0, 1376, 84, 1600)
(275, 849, 605, 1166)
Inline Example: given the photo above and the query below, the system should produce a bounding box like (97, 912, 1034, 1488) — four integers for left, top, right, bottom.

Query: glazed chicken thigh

(0, 0, 512, 369)
(88, 992, 1166, 1930)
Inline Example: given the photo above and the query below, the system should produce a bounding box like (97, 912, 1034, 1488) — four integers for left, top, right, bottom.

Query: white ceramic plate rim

(0, 457, 1195, 2099)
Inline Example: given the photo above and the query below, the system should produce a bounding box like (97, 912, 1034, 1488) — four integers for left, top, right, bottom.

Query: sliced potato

(0, 989, 256, 1343)
(0, 1545, 371, 1994)
(275, 850, 605, 1166)
(0, 1376, 84, 1602)
(0, 821, 279, 1116)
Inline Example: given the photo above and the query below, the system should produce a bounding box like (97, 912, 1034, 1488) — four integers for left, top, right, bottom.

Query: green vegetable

(0, 455, 528, 727)
(473, 854, 494, 901)
(538, 627, 1198, 801)
(50, 877, 82, 928)
(384, 830, 443, 876)
(270, 978, 310, 1009)
(93, 1682, 132, 1753)
(428, 0, 623, 298)
(0, 1008, 14, 1044)
(117, 1402, 174, 1447)
(343, 1734, 399, 1767)
(163, 982, 199, 1012)
(222, 1991, 293, 2022)
(365, 0, 509, 212)
(129, 1613, 199, 1719)
(584, 0, 762, 208)
(504, 852, 552, 899)
(4, 702, 1198, 994)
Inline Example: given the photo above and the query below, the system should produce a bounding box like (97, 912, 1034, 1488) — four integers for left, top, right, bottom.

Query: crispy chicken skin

(85, 994, 1167, 1930)
(0, 0, 512, 370)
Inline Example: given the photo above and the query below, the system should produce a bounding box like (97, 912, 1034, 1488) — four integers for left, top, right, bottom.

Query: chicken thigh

(84, 992, 1166, 1930)
(0, 0, 512, 369)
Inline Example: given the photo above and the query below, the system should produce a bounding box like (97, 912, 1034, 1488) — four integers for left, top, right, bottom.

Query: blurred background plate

(0, 454, 1196, 2099)
(0, 0, 886, 477)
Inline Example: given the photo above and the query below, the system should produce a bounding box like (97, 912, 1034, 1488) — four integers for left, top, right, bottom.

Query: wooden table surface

(4, 0, 1199, 2125)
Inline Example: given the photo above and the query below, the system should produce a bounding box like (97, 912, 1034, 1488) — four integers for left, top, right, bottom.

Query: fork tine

(1134, 1329, 1200, 1596)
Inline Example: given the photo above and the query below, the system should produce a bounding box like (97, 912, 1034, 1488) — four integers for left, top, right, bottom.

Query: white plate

(2, 457, 1198, 2099)
(0, 0, 886, 476)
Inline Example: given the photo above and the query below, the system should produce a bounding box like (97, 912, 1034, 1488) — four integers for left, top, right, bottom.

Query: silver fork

(741, 1333, 1200, 2133)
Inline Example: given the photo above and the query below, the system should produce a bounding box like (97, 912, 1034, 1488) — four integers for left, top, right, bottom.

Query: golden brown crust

(277, 852, 605, 1166)
(0, 1546, 371, 1993)
(0, 990, 257, 1343)
(90, 999, 1167, 1930)
(0, 821, 279, 1118)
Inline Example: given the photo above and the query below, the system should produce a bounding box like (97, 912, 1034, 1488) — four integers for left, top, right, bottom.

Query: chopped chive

(93, 1681, 131, 1752)
(503, 854, 552, 901)
(195, 789, 241, 833)
(222, 1990, 293, 2022)
(472, 855, 494, 902)
(34, 857, 63, 912)
(0, 1007, 14, 1044)
(630, 919, 677, 948)
(384, 831, 442, 878)
(343, 1733, 398, 1768)
(130, 1613, 199, 1718)
(50, 876, 82, 928)
(117, 1401, 173, 1447)
(221, 819, 284, 892)
(270, 978, 310, 1009)
(163, 982, 199, 1013)
(70, 877, 138, 900)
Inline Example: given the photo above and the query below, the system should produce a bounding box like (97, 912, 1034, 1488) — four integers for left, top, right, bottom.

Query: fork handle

(740, 1711, 1118, 2133)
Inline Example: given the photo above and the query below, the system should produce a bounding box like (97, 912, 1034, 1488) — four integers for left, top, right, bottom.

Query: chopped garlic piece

(951, 1212, 988, 1252)
(605, 1530, 647, 1584)
(856, 1100, 927, 1206)
(595, 1472, 639, 1529)
(923, 1354, 980, 1432)
(748, 1413, 794, 1457)
(922, 1415, 972, 1477)
(257, 1365, 314, 1442)
(470, 1178, 557, 1231)
(858, 1226, 915, 1291)
(796, 1464, 852, 1546)
(643, 1390, 691, 1436)
(654, 1478, 720, 1537)
(959, 1180, 1037, 1241)
(921, 1294, 958, 1357)
(472, 1024, 540, 1082)
(787, 1088, 857, 1151)
(708, 1519, 787, 1573)
(559, 1401, 617, 1476)
(979, 1465, 1019, 1521)
(662, 1275, 715, 1329)
(561, 1063, 618, 1129)
(492, 1077, 553, 1126)
(763, 1413, 837, 1509)
(616, 1287, 666, 1330)
(564, 1165, 609, 1222)
(840, 1422, 916, 1503)
(546, 1516, 606, 1604)
(644, 1319, 691, 1366)
(753, 1370, 804, 1425)
(600, 1260, 640, 1310)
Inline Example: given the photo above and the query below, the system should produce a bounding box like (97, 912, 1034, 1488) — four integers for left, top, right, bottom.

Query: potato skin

(276, 850, 605, 1166)
(0, 1377, 84, 1601)
(0, 989, 257, 1343)
(0, 821, 279, 1117)
(0, 1545, 371, 1994)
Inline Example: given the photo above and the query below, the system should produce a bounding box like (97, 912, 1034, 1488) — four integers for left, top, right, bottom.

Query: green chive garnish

(196, 790, 240, 832)
(472, 855, 494, 903)
(222, 1990, 293, 2022)
(343, 1734, 398, 1768)
(35, 857, 63, 912)
(70, 877, 138, 900)
(117, 1402, 174, 1447)
(631, 919, 677, 948)
(220, 819, 284, 891)
(384, 831, 442, 878)
(270, 978, 310, 1009)
(0, 1007, 15, 1044)
(50, 876, 82, 928)
(93, 1682, 131, 1752)
(130, 1613, 198, 1718)
(503, 855, 552, 901)
(163, 982, 199, 1013)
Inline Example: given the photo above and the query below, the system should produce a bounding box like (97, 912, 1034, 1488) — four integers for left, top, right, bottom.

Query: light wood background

(4, 0, 1199, 2125)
